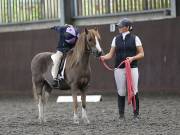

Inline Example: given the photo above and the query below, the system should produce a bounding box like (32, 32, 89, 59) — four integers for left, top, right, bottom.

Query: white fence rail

(74, 0, 171, 16)
(0, 0, 60, 24)
(0, 0, 176, 30)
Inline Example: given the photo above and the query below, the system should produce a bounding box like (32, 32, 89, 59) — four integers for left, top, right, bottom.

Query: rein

(100, 58, 136, 112)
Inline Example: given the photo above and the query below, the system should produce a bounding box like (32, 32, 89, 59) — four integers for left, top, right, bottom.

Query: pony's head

(67, 27, 103, 68)
(84, 28, 102, 57)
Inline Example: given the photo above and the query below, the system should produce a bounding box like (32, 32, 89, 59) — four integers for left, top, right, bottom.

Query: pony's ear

(85, 28, 88, 34)
(94, 27, 98, 31)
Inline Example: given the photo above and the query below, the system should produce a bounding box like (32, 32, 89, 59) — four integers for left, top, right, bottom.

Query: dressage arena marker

(57, 95, 102, 103)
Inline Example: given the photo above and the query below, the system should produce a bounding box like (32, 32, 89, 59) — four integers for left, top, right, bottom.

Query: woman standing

(100, 18, 144, 120)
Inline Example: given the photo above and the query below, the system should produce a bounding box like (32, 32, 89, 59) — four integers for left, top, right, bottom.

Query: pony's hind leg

(39, 82, 52, 123)
(35, 83, 44, 123)
(35, 81, 51, 123)
(81, 90, 90, 124)
(32, 80, 44, 123)
(42, 81, 52, 104)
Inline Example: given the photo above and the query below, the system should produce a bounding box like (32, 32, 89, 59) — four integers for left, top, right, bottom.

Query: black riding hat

(116, 18, 133, 31)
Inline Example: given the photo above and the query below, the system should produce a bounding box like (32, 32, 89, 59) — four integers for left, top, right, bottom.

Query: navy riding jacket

(51, 26, 79, 53)
(115, 33, 138, 68)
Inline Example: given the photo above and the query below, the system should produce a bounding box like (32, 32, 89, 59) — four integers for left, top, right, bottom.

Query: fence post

(60, 0, 73, 25)
(7, 0, 12, 23)
(105, 0, 110, 14)
(176, 0, 180, 16)
(0, 0, 1, 23)
(171, 0, 176, 17)
(60, 0, 65, 25)
(64, 0, 73, 24)
(73, 0, 78, 16)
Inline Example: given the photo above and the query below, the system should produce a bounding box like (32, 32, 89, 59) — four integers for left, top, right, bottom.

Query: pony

(31, 28, 102, 124)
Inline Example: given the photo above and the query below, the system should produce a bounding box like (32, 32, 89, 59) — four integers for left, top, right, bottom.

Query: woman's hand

(126, 56, 135, 63)
(100, 56, 106, 61)
(126, 46, 144, 63)
(100, 47, 115, 61)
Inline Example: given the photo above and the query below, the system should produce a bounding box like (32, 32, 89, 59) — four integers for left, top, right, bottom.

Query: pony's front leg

(72, 91, 79, 124)
(81, 90, 90, 124)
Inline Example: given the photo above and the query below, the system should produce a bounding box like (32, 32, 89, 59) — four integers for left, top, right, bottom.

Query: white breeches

(51, 51, 63, 79)
(114, 68, 139, 96)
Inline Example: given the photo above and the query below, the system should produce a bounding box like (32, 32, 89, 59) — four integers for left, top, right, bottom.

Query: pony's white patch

(95, 36, 102, 52)
(82, 108, 86, 118)
(82, 108, 88, 120)
(56, 95, 102, 102)
(74, 112, 78, 118)
(38, 97, 43, 121)
(38, 103, 41, 119)
(73, 112, 79, 124)
(82, 108, 90, 123)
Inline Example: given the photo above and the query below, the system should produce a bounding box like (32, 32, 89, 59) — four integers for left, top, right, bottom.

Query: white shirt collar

(122, 31, 130, 40)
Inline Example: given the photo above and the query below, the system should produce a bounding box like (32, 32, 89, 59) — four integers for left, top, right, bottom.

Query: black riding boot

(52, 78, 59, 88)
(117, 94, 125, 118)
(133, 93, 139, 118)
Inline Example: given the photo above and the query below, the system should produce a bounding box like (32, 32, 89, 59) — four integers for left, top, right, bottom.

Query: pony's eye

(89, 38, 92, 42)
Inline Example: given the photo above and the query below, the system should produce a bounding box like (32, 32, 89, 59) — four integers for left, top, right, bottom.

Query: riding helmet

(116, 18, 133, 31)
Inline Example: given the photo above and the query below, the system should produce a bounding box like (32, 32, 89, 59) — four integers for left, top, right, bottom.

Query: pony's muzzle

(95, 51, 102, 57)
(91, 47, 102, 57)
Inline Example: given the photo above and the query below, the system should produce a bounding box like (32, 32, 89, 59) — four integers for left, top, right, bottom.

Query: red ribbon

(124, 60, 136, 111)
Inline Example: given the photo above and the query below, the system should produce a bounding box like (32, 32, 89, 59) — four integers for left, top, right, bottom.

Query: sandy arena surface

(0, 93, 180, 135)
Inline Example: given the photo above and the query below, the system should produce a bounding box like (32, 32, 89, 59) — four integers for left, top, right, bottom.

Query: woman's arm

(100, 47, 116, 61)
(51, 26, 67, 32)
(127, 46, 144, 63)
(134, 46, 144, 60)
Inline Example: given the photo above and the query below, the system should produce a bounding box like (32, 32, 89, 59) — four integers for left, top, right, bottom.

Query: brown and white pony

(31, 28, 102, 124)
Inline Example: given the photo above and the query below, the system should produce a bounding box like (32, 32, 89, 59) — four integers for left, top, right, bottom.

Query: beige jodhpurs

(51, 51, 63, 79)
(114, 68, 139, 96)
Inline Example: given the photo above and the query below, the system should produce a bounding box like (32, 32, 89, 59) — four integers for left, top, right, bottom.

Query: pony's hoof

(73, 117, 79, 124)
(73, 119, 79, 124)
(82, 118, 90, 124)
(43, 118, 47, 123)
(38, 118, 46, 124)
(38, 119, 43, 124)
(87, 119, 90, 124)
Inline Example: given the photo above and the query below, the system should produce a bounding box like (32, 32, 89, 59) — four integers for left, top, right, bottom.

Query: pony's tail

(32, 81, 38, 102)
(32, 79, 52, 103)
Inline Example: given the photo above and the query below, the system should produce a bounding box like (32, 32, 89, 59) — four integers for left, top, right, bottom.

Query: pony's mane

(66, 29, 99, 69)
